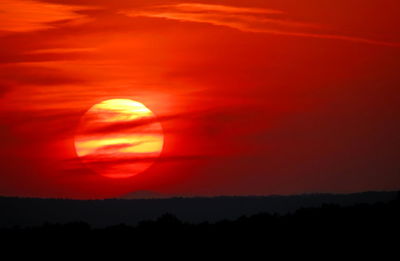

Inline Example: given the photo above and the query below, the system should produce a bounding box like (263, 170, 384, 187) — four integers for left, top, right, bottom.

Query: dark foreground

(2, 193, 399, 250)
(1, 191, 397, 227)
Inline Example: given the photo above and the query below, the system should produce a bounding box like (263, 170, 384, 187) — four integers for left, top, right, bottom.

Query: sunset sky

(0, 0, 399, 199)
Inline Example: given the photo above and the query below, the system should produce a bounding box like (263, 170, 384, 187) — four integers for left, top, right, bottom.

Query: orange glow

(0, 0, 94, 32)
(1, 0, 399, 199)
(74, 99, 164, 179)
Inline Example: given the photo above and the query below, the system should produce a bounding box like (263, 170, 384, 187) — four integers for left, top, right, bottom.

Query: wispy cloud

(79, 154, 209, 165)
(64, 154, 210, 173)
(79, 114, 181, 136)
(27, 48, 97, 54)
(0, 0, 96, 32)
(121, 2, 399, 47)
(163, 3, 283, 15)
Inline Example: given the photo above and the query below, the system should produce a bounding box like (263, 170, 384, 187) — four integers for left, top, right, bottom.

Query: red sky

(0, 0, 399, 199)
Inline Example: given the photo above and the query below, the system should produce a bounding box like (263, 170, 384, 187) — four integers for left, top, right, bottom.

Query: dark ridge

(1, 194, 399, 249)
(0, 191, 397, 228)
(119, 190, 173, 199)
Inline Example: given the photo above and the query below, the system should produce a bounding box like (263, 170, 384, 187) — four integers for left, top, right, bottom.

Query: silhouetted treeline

(0, 191, 396, 228)
(2, 193, 399, 246)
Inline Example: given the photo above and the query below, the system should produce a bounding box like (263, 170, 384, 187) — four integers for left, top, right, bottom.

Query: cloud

(120, 3, 311, 31)
(0, 0, 97, 32)
(92, 142, 145, 153)
(79, 114, 181, 136)
(121, 2, 399, 47)
(64, 154, 210, 173)
(163, 3, 284, 15)
(0, 107, 83, 147)
(0, 64, 86, 87)
(27, 48, 97, 54)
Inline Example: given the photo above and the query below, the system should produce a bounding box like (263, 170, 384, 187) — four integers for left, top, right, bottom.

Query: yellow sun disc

(74, 99, 164, 178)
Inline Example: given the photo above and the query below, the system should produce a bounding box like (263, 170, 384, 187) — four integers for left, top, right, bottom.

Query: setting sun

(74, 99, 164, 179)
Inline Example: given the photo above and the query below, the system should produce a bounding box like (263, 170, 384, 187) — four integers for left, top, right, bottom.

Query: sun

(74, 99, 164, 178)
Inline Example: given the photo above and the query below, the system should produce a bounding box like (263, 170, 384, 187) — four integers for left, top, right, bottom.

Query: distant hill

(119, 190, 174, 199)
(0, 191, 397, 228)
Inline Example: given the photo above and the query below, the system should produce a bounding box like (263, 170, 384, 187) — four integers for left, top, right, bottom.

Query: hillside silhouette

(0, 191, 397, 228)
(1, 191, 399, 250)
(119, 190, 174, 199)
